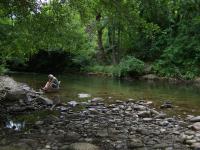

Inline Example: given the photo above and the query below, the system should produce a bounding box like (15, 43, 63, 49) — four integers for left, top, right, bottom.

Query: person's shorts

(52, 83, 58, 88)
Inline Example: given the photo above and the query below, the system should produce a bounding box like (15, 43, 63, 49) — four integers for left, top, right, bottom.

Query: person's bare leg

(43, 82, 50, 90)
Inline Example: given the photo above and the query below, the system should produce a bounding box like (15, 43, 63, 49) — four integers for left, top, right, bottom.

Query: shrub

(114, 56, 145, 78)
(0, 64, 8, 75)
(84, 65, 114, 75)
(153, 17, 200, 80)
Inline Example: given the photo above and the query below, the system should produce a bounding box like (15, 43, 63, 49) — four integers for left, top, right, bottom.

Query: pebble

(190, 116, 200, 122)
(35, 120, 44, 126)
(191, 142, 200, 149)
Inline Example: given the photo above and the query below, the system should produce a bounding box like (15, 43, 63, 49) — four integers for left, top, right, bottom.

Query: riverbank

(0, 76, 200, 149)
(6, 69, 200, 85)
(86, 71, 200, 85)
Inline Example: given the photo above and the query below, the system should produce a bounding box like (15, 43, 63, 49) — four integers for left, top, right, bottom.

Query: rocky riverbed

(0, 76, 200, 150)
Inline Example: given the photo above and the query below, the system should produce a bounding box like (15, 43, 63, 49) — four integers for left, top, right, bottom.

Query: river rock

(35, 120, 44, 126)
(127, 139, 143, 148)
(64, 131, 81, 142)
(153, 143, 169, 149)
(190, 116, 200, 122)
(0, 143, 32, 150)
(59, 106, 68, 111)
(0, 76, 22, 91)
(150, 109, 160, 115)
(143, 118, 153, 122)
(189, 122, 200, 131)
(126, 106, 132, 111)
(133, 105, 146, 111)
(186, 115, 194, 120)
(160, 101, 173, 109)
(4, 89, 27, 102)
(185, 130, 195, 135)
(115, 140, 127, 149)
(97, 129, 108, 137)
(91, 97, 103, 102)
(68, 142, 100, 150)
(36, 96, 53, 105)
(186, 139, 197, 145)
(136, 128, 150, 135)
(138, 111, 151, 118)
(78, 93, 91, 98)
(68, 101, 78, 107)
(155, 113, 167, 119)
(88, 108, 99, 114)
(19, 139, 38, 149)
(191, 142, 200, 149)
(159, 120, 169, 126)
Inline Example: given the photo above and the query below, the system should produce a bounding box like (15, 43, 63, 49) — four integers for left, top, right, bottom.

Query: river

(11, 72, 200, 116)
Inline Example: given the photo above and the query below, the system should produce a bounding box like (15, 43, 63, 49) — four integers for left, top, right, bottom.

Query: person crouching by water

(42, 74, 60, 91)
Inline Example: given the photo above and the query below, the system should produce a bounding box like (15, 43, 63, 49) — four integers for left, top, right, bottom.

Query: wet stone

(64, 131, 81, 142)
(97, 129, 109, 137)
(159, 120, 169, 126)
(155, 113, 167, 119)
(136, 128, 150, 135)
(91, 97, 103, 102)
(126, 106, 132, 111)
(143, 118, 153, 122)
(186, 139, 197, 145)
(191, 143, 200, 149)
(190, 116, 200, 122)
(127, 139, 143, 148)
(189, 122, 200, 131)
(115, 140, 127, 150)
(138, 111, 151, 118)
(68, 142, 100, 150)
(35, 120, 44, 126)
(160, 101, 173, 109)
(133, 105, 146, 111)
(153, 143, 170, 149)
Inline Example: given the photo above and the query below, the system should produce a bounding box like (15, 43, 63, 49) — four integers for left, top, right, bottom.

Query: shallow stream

(11, 73, 200, 116)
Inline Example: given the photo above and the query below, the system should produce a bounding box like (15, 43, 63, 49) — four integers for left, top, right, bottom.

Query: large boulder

(0, 76, 20, 91)
(4, 89, 27, 102)
(0, 76, 32, 102)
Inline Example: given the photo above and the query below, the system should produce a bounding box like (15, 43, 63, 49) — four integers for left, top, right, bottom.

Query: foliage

(0, 64, 7, 75)
(84, 65, 114, 76)
(1, 0, 200, 79)
(114, 56, 145, 78)
(153, 16, 200, 80)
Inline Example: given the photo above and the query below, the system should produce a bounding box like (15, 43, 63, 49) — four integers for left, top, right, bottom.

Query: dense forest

(1, 0, 200, 80)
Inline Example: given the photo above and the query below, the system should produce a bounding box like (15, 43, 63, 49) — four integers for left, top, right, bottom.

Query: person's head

(48, 74, 54, 80)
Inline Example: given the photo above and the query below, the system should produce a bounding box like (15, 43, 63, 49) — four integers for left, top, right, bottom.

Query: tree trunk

(96, 13, 106, 63)
(116, 26, 121, 63)
(112, 26, 117, 65)
(97, 29, 104, 53)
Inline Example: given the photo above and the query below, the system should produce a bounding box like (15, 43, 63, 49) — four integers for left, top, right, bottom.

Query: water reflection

(6, 120, 25, 131)
(11, 73, 200, 115)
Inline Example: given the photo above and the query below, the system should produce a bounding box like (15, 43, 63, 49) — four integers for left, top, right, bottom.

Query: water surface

(11, 73, 200, 116)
